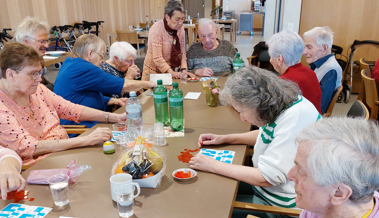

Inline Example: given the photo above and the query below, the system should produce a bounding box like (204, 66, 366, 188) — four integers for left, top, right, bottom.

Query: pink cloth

(0, 147, 22, 172)
(372, 58, 379, 86)
(300, 191, 379, 218)
(0, 84, 84, 167)
(142, 20, 187, 81)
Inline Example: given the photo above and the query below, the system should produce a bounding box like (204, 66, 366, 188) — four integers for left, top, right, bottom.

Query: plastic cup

(48, 174, 69, 206)
(180, 72, 187, 84)
(153, 122, 166, 146)
(113, 123, 127, 132)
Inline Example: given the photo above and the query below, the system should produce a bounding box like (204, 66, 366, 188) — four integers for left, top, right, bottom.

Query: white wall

(223, 0, 251, 19)
(204, 0, 212, 18)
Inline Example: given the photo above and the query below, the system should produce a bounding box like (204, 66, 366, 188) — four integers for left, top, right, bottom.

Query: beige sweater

(142, 20, 187, 81)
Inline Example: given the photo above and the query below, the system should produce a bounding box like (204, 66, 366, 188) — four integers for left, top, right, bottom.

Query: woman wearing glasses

(0, 42, 126, 167)
(142, 0, 195, 81)
(54, 34, 156, 129)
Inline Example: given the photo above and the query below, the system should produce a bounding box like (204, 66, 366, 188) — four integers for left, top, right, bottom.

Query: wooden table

(1, 78, 250, 218)
(184, 24, 225, 47)
(43, 52, 71, 67)
(214, 19, 237, 43)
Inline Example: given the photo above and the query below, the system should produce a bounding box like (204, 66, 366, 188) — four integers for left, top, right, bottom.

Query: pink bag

(27, 169, 68, 185)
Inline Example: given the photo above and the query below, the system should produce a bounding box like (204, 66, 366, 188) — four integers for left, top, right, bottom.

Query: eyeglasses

(15, 68, 44, 80)
(26, 36, 49, 45)
(93, 51, 105, 60)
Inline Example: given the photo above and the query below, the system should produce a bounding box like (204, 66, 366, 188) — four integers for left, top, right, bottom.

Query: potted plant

(210, 5, 223, 19)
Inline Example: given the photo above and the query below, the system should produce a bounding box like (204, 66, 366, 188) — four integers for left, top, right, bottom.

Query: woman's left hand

(189, 153, 217, 173)
(0, 158, 26, 200)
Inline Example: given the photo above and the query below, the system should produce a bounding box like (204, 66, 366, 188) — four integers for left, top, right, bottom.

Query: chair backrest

(116, 31, 138, 44)
(360, 58, 372, 77)
(194, 23, 200, 42)
(139, 23, 147, 28)
(347, 100, 369, 120)
(323, 85, 343, 117)
(361, 69, 379, 120)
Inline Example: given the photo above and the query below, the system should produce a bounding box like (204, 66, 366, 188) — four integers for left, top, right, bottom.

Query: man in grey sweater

(187, 18, 237, 77)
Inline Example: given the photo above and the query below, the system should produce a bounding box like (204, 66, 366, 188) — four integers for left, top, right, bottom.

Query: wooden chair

(139, 23, 147, 28)
(358, 58, 372, 103)
(62, 125, 88, 134)
(116, 30, 145, 56)
(246, 50, 273, 71)
(233, 201, 302, 217)
(323, 85, 343, 117)
(194, 23, 201, 42)
(347, 100, 369, 120)
(361, 69, 379, 120)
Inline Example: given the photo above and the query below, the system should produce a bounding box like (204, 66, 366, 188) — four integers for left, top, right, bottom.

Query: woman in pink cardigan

(142, 0, 195, 81)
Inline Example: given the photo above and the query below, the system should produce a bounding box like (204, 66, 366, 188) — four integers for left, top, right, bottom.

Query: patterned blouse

(0, 84, 84, 167)
(100, 62, 125, 98)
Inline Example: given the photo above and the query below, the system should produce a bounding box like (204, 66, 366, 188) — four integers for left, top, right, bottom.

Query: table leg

(234, 21, 237, 42)
(221, 26, 225, 40)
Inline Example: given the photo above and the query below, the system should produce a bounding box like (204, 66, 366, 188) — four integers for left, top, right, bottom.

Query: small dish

(172, 168, 197, 181)
(45, 51, 66, 56)
(188, 77, 199, 82)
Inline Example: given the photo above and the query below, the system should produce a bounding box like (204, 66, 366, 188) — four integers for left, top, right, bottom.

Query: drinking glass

(48, 174, 69, 206)
(180, 72, 187, 84)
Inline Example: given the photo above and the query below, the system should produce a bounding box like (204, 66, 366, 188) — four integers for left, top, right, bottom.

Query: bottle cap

(173, 82, 178, 87)
(236, 53, 240, 57)
(130, 91, 137, 97)
(157, 80, 163, 85)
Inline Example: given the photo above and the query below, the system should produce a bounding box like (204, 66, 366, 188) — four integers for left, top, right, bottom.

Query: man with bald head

(187, 18, 236, 77)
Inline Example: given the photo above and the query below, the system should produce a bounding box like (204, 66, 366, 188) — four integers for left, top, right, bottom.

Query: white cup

(110, 173, 140, 202)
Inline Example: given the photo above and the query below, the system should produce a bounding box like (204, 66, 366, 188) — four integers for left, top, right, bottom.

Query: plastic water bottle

(126, 91, 142, 129)
(233, 53, 244, 73)
(153, 80, 169, 126)
(146, 15, 150, 31)
(169, 82, 183, 131)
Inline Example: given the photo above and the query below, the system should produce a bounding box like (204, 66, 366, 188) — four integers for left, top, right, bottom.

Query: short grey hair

(303, 26, 334, 50)
(198, 18, 217, 31)
(164, 0, 185, 18)
(296, 117, 379, 204)
(266, 29, 304, 67)
(72, 34, 105, 59)
(14, 17, 50, 43)
(109, 41, 137, 62)
(220, 66, 300, 124)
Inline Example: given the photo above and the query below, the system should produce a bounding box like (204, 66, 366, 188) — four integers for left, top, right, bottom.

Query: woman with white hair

(266, 29, 322, 114)
(54, 34, 156, 129)
(288, 117, 379, 218)
(101, 41, 141, 98)
(190, 66, 320, 218)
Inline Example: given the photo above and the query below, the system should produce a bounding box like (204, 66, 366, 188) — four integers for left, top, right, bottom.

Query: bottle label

(169, 97, 183, 107)
(154, 94, 168, 103)
(233, 63, 243, 73)
(126, 107, 142, 119)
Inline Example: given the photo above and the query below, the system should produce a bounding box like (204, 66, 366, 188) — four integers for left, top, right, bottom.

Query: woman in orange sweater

(142, 0, 195, 81)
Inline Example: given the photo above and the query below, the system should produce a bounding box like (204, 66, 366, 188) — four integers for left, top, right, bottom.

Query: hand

(172, 72, 182, 79)
(189, 153, 217, 172)
(195, 68, 214, 77)
(198, 133, 228, 147)
(0, 157, 25, 200)
(85, 127, 113, 146)
(111, 113, 127, 123)
(187, 72, 197, 78)
(108, 98, 128, 107)
(146, 81, 157, 89)
(125, 65, 141, 80)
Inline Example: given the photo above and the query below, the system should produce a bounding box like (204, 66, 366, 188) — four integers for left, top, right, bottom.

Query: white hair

(14, 17, 50, 43)
(109, 41, 137, 62)
(198, 18, 216, 31)
(296, 117, 379, 204)
(266, 29, 304, 67)
(303, 26, 334, 50)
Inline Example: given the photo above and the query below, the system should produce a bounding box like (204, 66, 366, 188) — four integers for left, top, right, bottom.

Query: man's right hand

(195, 68, 214, 77)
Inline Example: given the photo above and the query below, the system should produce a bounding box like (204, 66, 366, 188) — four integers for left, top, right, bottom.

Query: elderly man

(14, 16, 54, 90)
(101, 41, 141, 99)
(267, 29, 322, 114)
(303, 26, 342, 114)
(288, 117, 379, 218)
(187, 18, 236, 76)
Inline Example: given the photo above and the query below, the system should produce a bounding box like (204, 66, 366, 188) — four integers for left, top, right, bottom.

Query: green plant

(210, 5, 223, 16)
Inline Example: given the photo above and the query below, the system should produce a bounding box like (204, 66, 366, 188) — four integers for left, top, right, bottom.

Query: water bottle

(169, 82, 183, 131)
(233, 53, 244, 73)
(153, 80, 169, 126)
(146, 15, 150, 31)
(126, 91, 142, 129)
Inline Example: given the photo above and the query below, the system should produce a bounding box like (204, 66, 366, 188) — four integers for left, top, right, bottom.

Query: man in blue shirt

(303, 26, 342, 114)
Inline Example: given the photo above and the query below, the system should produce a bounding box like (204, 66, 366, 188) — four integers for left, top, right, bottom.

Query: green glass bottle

(169, 82, 183, 131)
(232, 53, 244, 73)
(153, 80, 169, 126)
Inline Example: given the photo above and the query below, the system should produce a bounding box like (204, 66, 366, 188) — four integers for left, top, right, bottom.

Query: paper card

(200, 149, 235, 164)
(0, 203, 52, 218)
(111, 131, 126, 141)
(150, 73, 173, 85)
(184, 92, 201, 100)
(199, 77, 218, 82)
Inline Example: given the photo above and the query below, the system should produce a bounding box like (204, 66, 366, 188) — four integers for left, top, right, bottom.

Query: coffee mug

(110, 173, 140, 201)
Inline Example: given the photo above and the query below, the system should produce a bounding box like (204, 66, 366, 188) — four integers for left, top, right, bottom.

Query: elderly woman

(0, 42, 125, 167)
(190, 66, 320, 217)
(101, 41, 141, 98)
(14, 16, 54, 89)
(142, 0, 195, 81)
(54, 34, 156, 128)
(0, 148, 25, 200)
(266, 29, 322, 114)
(288, 117, 379, 218)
